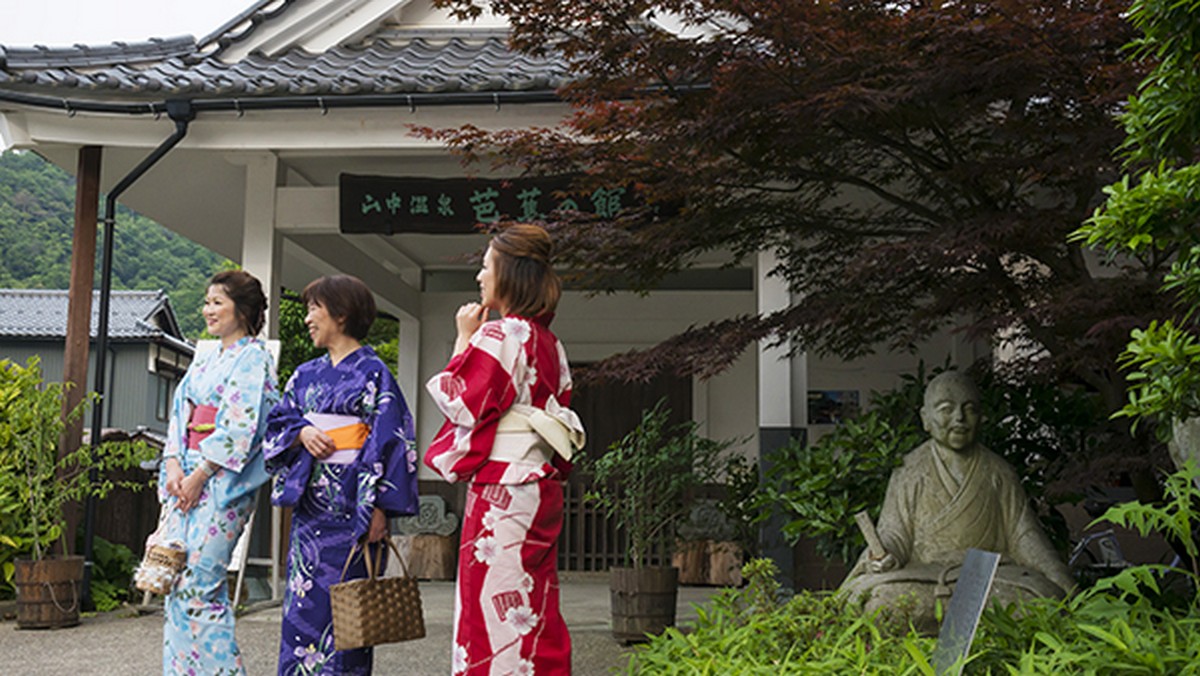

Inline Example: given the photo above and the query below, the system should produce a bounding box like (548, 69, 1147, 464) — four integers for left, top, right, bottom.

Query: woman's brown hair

(300, 274, 376, 340)
(490, 223, 561, 317)
(209, 270, 267, 336)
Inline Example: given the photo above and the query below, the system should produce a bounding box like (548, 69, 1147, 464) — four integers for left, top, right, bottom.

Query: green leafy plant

(760, 412, 919, 564)
(79, 535, 139, 613)
(1097, 462, 1200, 578)
(626, 558, 939, 675)
(0, 357, 154, 575)
(581, 399, 734, 570)
(1112, 320, 1200, 441)
(1071, 0, 1200, 449)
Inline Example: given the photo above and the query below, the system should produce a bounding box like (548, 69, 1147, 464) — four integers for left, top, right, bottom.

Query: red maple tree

(421, 1, 1153, 417)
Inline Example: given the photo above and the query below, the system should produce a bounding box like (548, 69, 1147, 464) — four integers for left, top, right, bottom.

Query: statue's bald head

(920, 371, 981, 452)
(922, 372, 981, 408)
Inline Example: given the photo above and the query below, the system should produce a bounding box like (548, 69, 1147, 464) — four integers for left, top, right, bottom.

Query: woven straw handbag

(134, 506, 187, 595)
(134, 543, 187, 595)
(331, 537, 425, 651)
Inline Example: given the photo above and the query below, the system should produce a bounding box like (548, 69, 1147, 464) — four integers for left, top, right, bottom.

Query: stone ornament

(394, 495, 459, 536)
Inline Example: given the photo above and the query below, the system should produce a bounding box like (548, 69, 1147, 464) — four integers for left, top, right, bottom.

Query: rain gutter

(82, 99, 195, 609)
(0, 88, 563, 116)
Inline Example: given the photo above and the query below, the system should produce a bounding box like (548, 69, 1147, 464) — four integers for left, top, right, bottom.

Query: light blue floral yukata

(157, 336, 277, 676)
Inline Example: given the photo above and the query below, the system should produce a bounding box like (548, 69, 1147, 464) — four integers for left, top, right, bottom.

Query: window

(156, 374, 175, 422)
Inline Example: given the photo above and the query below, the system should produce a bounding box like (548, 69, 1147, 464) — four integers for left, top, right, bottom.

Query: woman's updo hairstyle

(490, 223, 561, 317)
(209, 270, 267, 336)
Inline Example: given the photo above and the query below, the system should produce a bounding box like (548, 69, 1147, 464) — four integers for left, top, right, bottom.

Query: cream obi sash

(307, 412, 369, 465)
(492, 403, 586, 463)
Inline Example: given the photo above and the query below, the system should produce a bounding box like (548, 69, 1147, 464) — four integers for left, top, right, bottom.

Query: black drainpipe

(82, 98, 195, 609)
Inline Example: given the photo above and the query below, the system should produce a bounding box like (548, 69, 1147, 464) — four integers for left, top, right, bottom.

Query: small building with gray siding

(0, 288, 193, 434)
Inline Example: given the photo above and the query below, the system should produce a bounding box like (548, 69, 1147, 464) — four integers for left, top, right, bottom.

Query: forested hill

(0, 149, 227, 337)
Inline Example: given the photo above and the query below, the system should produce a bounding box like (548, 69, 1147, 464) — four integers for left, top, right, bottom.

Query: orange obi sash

(186, 404, 219, 450)
(326, 423, 370, 451)
(307, 412, 370, 464)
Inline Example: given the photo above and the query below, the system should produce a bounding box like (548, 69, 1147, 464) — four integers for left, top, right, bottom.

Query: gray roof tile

(0, 289, 188, 343)
(0, 35, 569, 102)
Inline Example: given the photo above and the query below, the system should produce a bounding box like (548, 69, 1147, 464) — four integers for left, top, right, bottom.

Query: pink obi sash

(186, 404, 218, 450)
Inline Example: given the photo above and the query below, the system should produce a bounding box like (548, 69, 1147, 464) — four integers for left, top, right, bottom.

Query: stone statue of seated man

(839, 372, 1075, 632)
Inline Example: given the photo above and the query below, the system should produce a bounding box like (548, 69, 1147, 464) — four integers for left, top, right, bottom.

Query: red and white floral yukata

(426, 313, 579, 676)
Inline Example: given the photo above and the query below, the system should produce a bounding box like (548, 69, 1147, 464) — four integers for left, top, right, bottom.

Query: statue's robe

(841, 441, 1073, 630)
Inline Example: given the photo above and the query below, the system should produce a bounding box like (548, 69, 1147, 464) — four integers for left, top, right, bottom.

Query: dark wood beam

(60, 145, 102, 553)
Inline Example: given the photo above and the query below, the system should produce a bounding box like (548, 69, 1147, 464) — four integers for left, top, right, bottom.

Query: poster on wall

(807, 390, 860, 425)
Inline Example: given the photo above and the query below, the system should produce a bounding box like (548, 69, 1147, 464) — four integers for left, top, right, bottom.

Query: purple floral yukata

(264, 346, 419, 675)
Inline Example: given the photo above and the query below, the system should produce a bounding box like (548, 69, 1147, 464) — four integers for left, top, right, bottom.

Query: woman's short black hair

(209, 270, 267, 336)
(300, 274, 376, 340)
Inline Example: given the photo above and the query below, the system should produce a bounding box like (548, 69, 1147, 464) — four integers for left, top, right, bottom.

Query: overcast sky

(0, 1, 255, 46)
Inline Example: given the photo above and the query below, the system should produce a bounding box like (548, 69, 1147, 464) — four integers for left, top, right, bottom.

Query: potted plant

(0, 357, 150, 628)
(582, 399, 732, 642)
(674, 453, 760, 586)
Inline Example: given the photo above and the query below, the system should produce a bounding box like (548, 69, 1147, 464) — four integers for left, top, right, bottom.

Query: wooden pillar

(60, 145, 103, 552)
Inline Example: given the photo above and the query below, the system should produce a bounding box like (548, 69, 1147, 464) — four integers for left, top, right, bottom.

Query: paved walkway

(0, 573, 720, 675)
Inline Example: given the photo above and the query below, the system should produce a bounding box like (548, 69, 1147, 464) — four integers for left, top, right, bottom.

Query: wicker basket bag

(134, 506, 187, 595)
(331, 537, 425, 651)
(134, 543, 187, 595)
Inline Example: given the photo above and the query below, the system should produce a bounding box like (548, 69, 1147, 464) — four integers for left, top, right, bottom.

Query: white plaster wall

(803, 328, 991, 443)
(414, 288, 760, 476)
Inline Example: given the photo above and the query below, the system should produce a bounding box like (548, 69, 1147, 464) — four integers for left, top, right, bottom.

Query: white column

(756, 249, 802, 588)
(757, 250, 794, 429)
(397, 313, 421, 421)
(231, 152, 282, 338)
(228, 151, 283, 601)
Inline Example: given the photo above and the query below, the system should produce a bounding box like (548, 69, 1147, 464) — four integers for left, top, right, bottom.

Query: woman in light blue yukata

(155, 269, 278, 675)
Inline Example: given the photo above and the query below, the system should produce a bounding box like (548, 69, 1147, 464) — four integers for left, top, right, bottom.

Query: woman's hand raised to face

(452, 302, 489, 356)
(456, 302, 487, 337)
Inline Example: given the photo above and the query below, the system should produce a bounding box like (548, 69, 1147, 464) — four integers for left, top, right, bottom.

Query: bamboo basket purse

(330, 537, 426, 650)
(134, 506, 186, 596)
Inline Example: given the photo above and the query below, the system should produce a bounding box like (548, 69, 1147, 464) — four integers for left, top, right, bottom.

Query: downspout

(82, 99, 195, 609)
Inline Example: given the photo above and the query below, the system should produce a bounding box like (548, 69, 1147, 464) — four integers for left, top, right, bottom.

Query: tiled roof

(196, 0, 297, 55)
(0, 36, 569, 102)
(0, 37, 197, 70)
(0, 288, 188, 343)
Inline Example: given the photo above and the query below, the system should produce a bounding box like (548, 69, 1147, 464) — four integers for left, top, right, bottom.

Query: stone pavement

(0, 573, 720, 675)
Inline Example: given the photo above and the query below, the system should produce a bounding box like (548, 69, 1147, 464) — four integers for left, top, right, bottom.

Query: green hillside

(0, 149, 228, 337)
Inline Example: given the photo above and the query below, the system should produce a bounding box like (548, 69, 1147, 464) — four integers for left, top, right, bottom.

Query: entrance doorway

(558, 370, 692, 571)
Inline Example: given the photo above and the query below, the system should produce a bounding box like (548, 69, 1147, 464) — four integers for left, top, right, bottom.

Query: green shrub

(0, 357, 154, 593)
(626, 558, 937, 675)
(76, 533, 139, 613)
(628, 465, 1200, 674)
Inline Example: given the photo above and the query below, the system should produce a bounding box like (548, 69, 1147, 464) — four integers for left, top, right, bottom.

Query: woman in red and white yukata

(426, 224, 585, 676)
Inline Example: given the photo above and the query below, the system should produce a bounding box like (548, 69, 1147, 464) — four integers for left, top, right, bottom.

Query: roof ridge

(0, 287, 162, 295)
(0, 37, 196, 70)
(197, 0, 296, 58)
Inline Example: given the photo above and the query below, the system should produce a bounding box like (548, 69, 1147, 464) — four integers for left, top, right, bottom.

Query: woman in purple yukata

(264, 274, 419, 676)
(157, 270, 278, 675)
